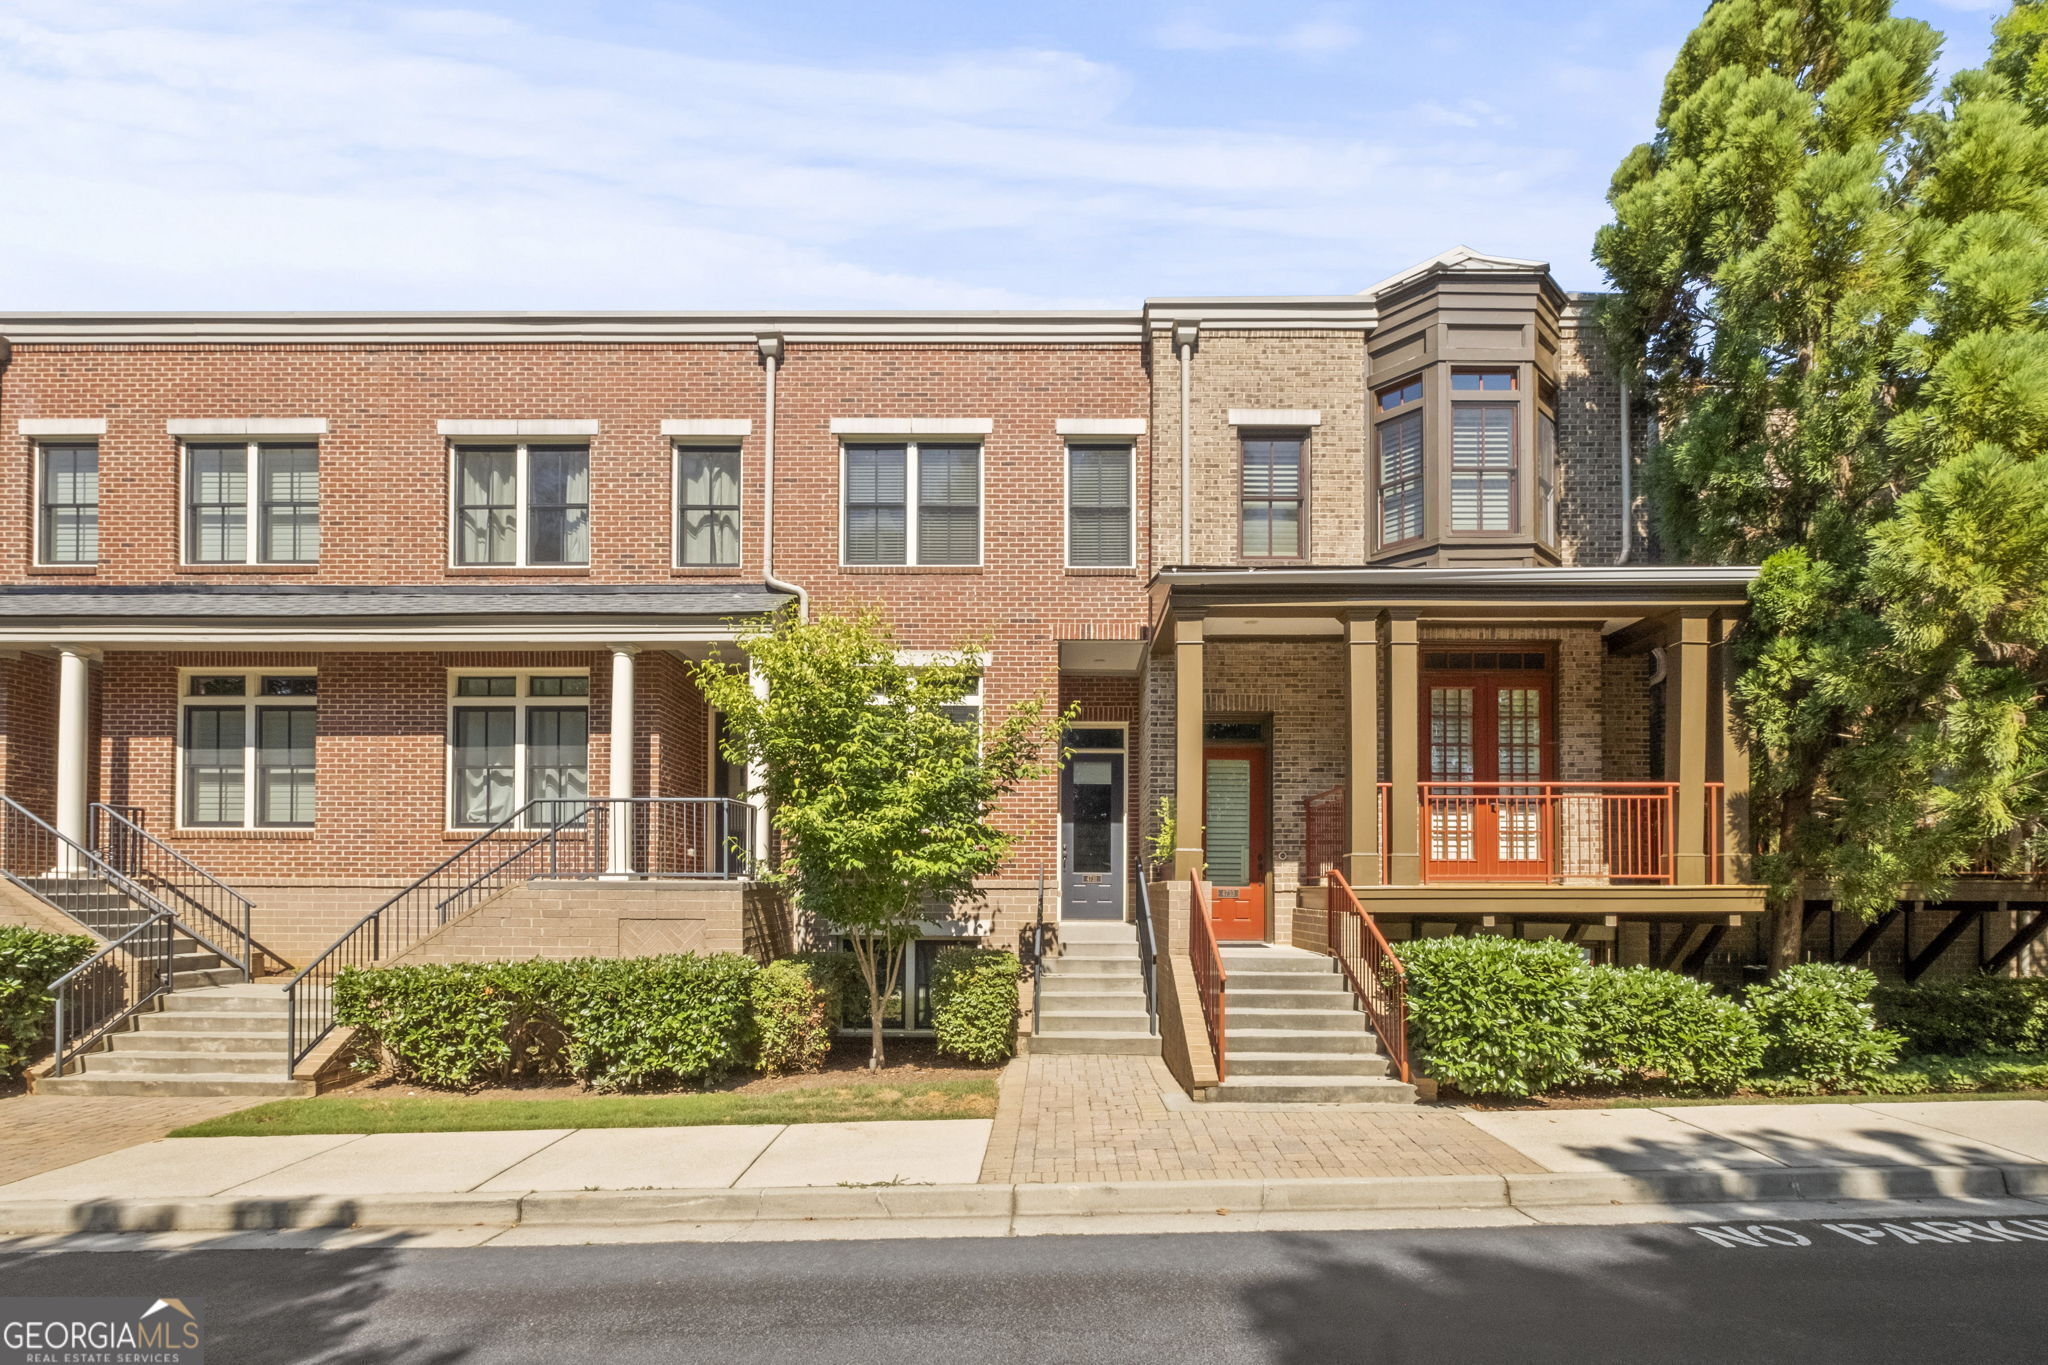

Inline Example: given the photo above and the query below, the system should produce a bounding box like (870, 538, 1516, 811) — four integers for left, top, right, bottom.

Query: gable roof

(1358, 246, 1551, 300)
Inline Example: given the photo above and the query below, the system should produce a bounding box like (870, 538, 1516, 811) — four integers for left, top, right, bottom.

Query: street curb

(0, 1165, 2039, 1235)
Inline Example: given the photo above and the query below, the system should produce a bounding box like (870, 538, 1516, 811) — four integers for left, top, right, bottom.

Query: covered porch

(1146, 566, 1768, 956)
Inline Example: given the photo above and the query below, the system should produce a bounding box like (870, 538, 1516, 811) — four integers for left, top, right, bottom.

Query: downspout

(1174, 322, 1198, 566)
(755, 333, 807, 619)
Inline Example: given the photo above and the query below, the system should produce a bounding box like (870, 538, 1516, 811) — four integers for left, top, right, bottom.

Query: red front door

(1422, 656, 1554, 881)
(1204, 744, 1268, 940)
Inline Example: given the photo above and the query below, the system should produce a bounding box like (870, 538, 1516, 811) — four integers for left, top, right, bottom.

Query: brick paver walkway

(980, 1054, 1545, 1184)
(0, 1094, 250, 1185)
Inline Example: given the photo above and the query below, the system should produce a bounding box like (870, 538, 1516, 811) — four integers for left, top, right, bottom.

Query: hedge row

(0, 925, 98, 1076)
(1399, 938, 1927, 1098)
(335, 945, 1022, 1090)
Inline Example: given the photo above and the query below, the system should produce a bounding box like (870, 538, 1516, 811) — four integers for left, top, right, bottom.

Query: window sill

(442, 828, 592, 841)
(838, 564, 984, 575)
(1064, 566, 1139, 577)
(444, 567, 592, 577)
(171, 828, 318, 839)
(26, 564, 98, 576)
(175, 563, 320, 574)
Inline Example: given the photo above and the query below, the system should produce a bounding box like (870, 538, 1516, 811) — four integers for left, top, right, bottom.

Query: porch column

(1667, 612, 1711, 884)
(1172, 610, 1206, 880)
(606, 645, 638, 877)
(1714, 613, 1750, 883)
(746, 663, 770, 869)
(1384, 612, 1421, 885)
(54, 648, 92, 875)
(1343, 610, 1382, 886)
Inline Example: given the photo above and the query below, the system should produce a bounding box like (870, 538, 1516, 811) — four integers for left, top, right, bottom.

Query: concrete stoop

(1210, 946, 1416, 1104)
(1029, 921, 1161, 1057)
(35, 983, 312, 1099)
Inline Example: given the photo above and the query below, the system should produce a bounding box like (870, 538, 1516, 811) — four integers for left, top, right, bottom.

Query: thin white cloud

(1152, 7, 1364, 56)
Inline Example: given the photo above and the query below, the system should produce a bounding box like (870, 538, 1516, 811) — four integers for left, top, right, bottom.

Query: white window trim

(175, 667, 318, 831)
(1062, 442, 1137, 570)
(447, 442, 592, 569)
(671, 440, 744, 570)
(1056, 721, 1130, 924)
(444, 667, 592, 830)
(180, 440, 320, 567)
(838, 441, 985, 568)
(32, 441, 100, 568)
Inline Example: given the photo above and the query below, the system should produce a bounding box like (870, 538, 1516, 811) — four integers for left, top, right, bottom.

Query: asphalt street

(4, 1216, 2046, 1364)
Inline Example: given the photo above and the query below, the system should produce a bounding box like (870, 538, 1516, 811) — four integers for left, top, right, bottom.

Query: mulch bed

(322, 1035, 999, 1102)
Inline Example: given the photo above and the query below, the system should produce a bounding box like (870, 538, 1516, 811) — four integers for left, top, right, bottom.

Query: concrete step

(1226, 1006, 1373, 1032)
(1226, 1028, 1380, 1055)
(1208, 1075, 1417, 1105)
(170, 968, 243, 990)
(1054, 941, 1141, 961)
(1036, 1010, 1152, 1035)
(1027, 1031, 1162, 1056)
(1228, 987, 1355, 1011)
(105, 1029, 288, 1054)
(1039, 984, 1146, 1006)
(80, 1049, 287, 1076)
(1057, 921, 1138, 944)
(163, 990, 289, 1013)
(36, 1073, 314, 1099)
(1042, 956, 1140, 977)
(1225, 1050, 1390, 1078)
(1218, 951, 1336, 974)
(1225, 967, 1344, 991)
(132, 1009, 290, 1034)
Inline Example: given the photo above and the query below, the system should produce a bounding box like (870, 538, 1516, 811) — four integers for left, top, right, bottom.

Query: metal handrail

(1188, 873, 1227, 1081)
(282, 796, 755, 1074)
(1325, 868, 1410, 1084)
(1029, 872, 1047, 1034)
(89, 803, 257, 979)
(1132, 866, 1159, 1035)
(48, 910, 210, 1076)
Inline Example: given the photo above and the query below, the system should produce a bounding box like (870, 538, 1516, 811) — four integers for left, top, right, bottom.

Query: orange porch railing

(1325, 869, 1409, 1083)
(1189, 874, 1228, 1082)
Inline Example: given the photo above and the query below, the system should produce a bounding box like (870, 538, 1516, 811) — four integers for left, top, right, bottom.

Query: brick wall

(0, 653, 57, 823)
(390, 879, 752, 964)
(1555, 299, 1650, 568)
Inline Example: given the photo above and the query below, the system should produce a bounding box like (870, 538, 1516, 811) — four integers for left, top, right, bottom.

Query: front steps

(1029, 920, 1161, 1056)
(1211, 945, 1416, 1104)
(37, 983, 312, 1098)
(17, 876, 239, 989)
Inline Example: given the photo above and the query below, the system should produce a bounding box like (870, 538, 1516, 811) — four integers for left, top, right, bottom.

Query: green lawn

(169, 1078, 998, 1137)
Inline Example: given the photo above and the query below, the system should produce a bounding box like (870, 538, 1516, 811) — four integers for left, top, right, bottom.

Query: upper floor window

(1377, 378, 1422, 412)
(186, 443, 319, 565)
(180, 671, 317, 828)
(1375, 410, 1424, 547)
(1450, 402, 1517, 532)
(1451, 370, 1517, 392)
(1538, 380, 1559, 543)
(36, 443, 98, 566)
(676, 445, 741, 567)
(453, 444, 588, 567)
(1067, 445, 1134, 568)
(842, 443, 981, 566)
(1240, 434, 1304, 558)
(447, 670, 589, 828)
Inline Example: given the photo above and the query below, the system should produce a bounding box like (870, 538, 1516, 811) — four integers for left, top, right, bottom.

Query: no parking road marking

(1691, 1217, 2048, 1249)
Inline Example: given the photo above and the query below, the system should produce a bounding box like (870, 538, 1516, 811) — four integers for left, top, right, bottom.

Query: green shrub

(1746, 1051, 2048, 1097)
(1399, 936, 1590, 1097)
(0, 924, 97, 1076)
(1873, 979, 2048, 1056)
(931, 946, 1021, 1064)
(334, 953, 760, 1091)
(752, 959, 832, 1075)
(789, 949, 864, 1029)
(1744, 963, 1904, 1088)
(1579, 966, 1764, 1093)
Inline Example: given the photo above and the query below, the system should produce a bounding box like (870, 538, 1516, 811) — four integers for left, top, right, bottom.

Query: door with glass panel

(1059, 729, 1126, 921)
(1421, 651, 1553, 881)
(1203, 732, 1269, 940)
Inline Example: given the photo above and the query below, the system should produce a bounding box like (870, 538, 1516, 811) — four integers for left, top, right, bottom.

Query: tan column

(1384, 612, 1421, 885)
(1172, 611, 1206, 880)
(1713, 614, 1750, 883)
(1344, 610, 1382, 886)
(1668, 611, 1711, 884)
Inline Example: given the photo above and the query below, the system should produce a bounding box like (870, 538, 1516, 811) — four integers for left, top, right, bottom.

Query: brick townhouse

(2, 246, 2038, 1099)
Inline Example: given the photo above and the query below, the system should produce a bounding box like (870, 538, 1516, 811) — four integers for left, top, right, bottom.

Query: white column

(745, 663, 769, 871)
(606, 645, 637, 877)
(54, 648, 92, 875)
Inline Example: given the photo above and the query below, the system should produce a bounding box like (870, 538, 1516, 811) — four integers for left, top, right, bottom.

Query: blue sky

(0, 1, 2007, 309)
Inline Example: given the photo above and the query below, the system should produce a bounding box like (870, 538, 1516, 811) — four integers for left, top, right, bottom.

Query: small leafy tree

(694, 607, 1067, 1068)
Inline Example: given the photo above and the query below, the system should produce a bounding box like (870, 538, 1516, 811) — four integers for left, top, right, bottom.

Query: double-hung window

(37, 443, 99, 565)
(185, 443, 319, 564)
(1450, 371, 1518, 534)
(842, 443, 981, 566)
(448, 672, 590, 828)
(1374, 379, 1424, 548)
(1239, 434, 1305, 558)
(1066, 445, 1134, 568)
(180, 671, 317, 828)
(676, 445, 741, 567)
(453, 444, 589, 566)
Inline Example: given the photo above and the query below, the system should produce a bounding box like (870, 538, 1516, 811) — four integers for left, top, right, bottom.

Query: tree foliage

(1598, 1, 2048, 956)
(693, 607, 1067, 1067)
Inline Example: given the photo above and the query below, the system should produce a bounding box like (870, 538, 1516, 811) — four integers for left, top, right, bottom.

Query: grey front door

(1060, 750, 1125, 920)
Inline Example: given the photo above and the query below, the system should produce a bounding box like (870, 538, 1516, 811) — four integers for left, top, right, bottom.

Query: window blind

(183, 706, 246, 826)
(39, 444, 98, 564)
(527, 446, 589, 565)
(1067, 446, 1132, 566)
(187, 445, 248, 563)
(258, 445, 320, 563)
(1451, 404, 1516, 532)
(256, 707, 316, 826)
(844, 445, 908, 564)
(1376, 413, 1423, 545)
(1240, 436, 1303, 557)
(916, 445, 980, 565)
(456, 449, 518, 565)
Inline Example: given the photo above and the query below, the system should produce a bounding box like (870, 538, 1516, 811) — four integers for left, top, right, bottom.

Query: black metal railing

(48, 911, 192, 1076)
(89, 803, 257, 978)
(1132, 867, 1159, 1036)
(283, 796, 753, 1075)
